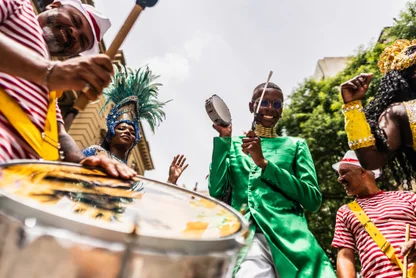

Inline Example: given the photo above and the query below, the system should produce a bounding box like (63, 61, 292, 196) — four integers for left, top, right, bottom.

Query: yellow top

(404, 100, 416, 151)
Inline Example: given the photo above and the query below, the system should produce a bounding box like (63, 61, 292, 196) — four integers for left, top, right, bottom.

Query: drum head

(206, 95, 231, 126)
(0, 161, 246, 243)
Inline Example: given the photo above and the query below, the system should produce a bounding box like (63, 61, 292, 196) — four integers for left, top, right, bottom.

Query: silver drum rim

(0, 160, 249, 255)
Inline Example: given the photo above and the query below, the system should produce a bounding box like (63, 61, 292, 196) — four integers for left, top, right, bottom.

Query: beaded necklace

(254, 123, 278, 138)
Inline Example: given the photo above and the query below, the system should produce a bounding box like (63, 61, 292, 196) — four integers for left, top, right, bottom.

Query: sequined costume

(404, 100, 416, 150)
(83, 145, 126, 164)
(83, 66, 169, 162)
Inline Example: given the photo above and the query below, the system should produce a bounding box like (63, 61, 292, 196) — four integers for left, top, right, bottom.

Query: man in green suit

(208, 82, 335, 277)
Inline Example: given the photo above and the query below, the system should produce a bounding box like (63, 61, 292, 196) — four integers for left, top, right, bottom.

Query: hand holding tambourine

(212, 123, 232, 137)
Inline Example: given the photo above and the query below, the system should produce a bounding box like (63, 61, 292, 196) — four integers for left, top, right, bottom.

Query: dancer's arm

(341, 73, 406, 170)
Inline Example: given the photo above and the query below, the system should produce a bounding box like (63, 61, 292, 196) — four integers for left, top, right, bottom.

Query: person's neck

(356, 183, 381, 198)
(254, 123, 278, 138)
(109, 145, 129, 162)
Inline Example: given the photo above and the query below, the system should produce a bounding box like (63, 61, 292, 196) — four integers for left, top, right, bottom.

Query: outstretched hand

(340, 73, 373, 103)
(242, 130, 268, 169)
(168, 154, 189, 185)
(80, 155, 137, 179)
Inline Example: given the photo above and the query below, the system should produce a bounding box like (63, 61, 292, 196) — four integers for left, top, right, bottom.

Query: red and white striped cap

(54, 0, 111, 56)
(332, 150, 381, 178)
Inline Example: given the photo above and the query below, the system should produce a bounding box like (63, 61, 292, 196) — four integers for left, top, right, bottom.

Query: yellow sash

(0, 87, 61, 160)
(348, 201, 415, 277)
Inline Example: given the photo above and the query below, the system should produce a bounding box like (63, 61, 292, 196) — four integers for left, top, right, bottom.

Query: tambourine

(205, 95, 232, 126)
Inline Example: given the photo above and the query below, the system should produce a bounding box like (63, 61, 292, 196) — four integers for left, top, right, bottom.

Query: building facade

(312, 57, 349, 81)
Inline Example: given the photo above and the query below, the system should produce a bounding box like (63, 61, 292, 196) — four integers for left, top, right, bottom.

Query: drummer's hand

(242, 130, 268, 170)
(167, 154, 189, 185)
(400, 239, 416, 262)
(213, 123, 232, 137)
(80, 156, 137, 179)
(46, 55, 113, 100)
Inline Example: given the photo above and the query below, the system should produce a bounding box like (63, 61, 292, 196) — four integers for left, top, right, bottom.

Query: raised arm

(208, 124, 232, 198)
(341, 74, 407, 170)
(208, 137, 232, 198)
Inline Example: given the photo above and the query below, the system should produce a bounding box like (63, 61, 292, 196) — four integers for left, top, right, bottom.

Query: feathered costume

(83, 65, 169, 163)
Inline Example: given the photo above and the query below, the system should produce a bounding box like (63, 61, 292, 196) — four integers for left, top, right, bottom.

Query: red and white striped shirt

(0, 0, 63, 162)
(332, 191, 416, 278)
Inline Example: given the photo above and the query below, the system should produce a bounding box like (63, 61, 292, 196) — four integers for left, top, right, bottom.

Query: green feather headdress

(101, 65, 170, 143)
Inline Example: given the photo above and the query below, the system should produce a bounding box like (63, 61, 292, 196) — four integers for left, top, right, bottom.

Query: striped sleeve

(332, 205, 356, 251)
(0, 0, 17, 24)
(56, 102, 64, 123)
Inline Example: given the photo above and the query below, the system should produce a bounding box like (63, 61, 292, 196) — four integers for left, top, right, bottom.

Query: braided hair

(364, 67, 416, 188)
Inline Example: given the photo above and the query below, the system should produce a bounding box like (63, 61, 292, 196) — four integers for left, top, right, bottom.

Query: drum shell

(0, 212, 239, 278)
(0, 161, 248, 278)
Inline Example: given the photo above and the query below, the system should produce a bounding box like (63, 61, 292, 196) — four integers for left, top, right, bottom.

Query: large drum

(0, 160, 248, 278)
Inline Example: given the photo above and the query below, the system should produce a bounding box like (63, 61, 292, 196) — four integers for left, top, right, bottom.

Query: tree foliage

(277, 1, 416, 268)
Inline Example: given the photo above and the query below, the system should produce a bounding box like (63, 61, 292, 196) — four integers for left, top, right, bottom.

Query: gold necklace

(254, 123, 278, 138)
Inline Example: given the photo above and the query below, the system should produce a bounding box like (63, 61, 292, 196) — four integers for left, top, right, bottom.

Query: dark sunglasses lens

(260, 100, 269, 107)
(273, 100, 282, 109)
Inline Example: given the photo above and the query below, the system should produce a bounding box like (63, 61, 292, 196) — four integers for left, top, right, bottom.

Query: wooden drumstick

(251, 70, 273, 131)
(73, 0, 158, 111)
(403, 223, 410, 278)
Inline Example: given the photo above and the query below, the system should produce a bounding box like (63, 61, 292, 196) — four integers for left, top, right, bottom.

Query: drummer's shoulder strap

(0, 87, 60, 160)
(347, 200, 414, 276)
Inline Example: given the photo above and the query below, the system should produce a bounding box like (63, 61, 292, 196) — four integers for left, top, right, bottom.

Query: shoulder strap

(0, 88, 60, 160)
(348, 200, 408, 274)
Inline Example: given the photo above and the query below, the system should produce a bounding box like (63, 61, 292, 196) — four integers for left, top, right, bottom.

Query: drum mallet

(403, 223, 410, 278)
(73, 0, 159, 111)
(250, 71, 273, 131)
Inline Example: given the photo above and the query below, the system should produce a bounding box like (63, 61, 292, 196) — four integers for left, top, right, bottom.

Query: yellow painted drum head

(0, 161, 243, 240)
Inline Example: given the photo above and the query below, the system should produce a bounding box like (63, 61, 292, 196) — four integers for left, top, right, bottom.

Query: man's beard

(42, 25, 64, 54)
(41, 9, 69, 56)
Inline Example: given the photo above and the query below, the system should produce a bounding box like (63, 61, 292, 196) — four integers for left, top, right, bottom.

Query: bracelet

(342, 100, 376, 150)
(44, 62, 59, 90)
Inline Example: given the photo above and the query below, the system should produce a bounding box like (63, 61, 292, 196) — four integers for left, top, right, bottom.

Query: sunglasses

(256, 99, 283, 110)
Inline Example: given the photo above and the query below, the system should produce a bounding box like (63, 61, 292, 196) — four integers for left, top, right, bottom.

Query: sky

(95, 0, 409, 191)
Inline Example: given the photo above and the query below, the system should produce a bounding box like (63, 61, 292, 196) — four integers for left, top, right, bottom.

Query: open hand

(242, 130, 268, 169)
(340, 73, 373, 103)
(80, 155, 136, 179)
(168, 154, 189, 185)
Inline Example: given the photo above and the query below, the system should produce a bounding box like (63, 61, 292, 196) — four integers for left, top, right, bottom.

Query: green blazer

(209, 136, 335, 278)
